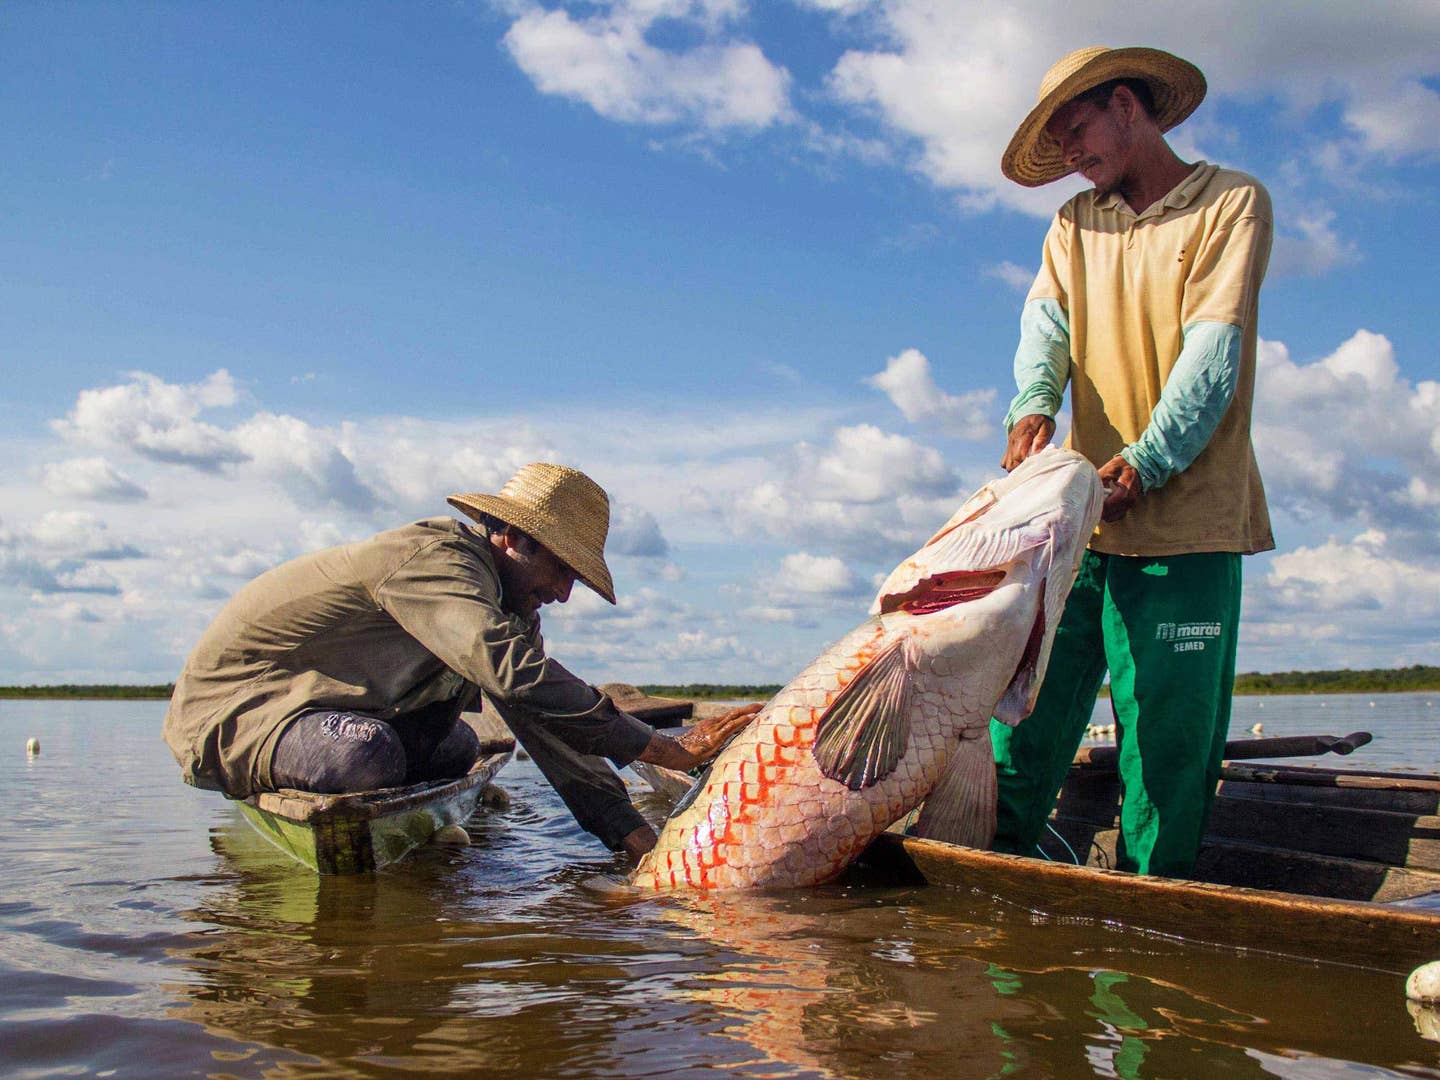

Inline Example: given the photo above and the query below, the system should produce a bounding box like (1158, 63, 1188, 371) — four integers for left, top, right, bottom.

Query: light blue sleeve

(1121, 321, 1242, 492)
(1003, 297, 1071, 431)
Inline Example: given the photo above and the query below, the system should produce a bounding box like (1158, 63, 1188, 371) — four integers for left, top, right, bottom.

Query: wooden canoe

(884, 734, 1440, 971)
(633, 724, 1440, 971)
(238, 718, 515, 874)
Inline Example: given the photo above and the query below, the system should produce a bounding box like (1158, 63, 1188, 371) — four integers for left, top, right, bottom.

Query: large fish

(632, 447, 1103, 891)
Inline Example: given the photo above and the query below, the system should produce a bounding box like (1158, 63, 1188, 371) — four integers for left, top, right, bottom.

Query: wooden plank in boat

(1205, 796, 1440, 872)
(598, 683, 696, 727)
(1049, 787, 1440, 874)
(1041, 816, 1440, 901)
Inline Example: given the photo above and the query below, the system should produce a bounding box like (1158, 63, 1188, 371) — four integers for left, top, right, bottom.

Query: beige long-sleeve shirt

(1024, 163, 1274, 556)
(163, 517, 653, 800)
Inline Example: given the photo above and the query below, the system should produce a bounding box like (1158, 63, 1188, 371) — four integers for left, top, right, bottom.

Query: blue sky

(2, 1, 1438, 685)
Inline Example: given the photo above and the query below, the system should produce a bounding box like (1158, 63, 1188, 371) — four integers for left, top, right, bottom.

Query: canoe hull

(858, 831, 1440, 973)
(239, 746, 513, 874)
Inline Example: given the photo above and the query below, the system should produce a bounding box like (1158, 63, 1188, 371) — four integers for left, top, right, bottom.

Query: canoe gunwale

(242, 744, 515, 824)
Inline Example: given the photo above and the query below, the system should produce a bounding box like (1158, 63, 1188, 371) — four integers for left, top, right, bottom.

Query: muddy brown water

(2, 697, 1438, 1078)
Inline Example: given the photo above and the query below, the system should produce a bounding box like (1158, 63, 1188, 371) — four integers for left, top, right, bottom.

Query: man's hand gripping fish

(632, 448, 1104, 891)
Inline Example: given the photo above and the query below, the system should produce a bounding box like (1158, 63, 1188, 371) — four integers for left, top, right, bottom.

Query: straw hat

(448, 463, 616, 604)
(1002, 46, 1206, 187)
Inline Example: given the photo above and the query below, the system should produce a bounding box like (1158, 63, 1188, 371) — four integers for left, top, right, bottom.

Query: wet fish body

(632, 448, 1103, 891)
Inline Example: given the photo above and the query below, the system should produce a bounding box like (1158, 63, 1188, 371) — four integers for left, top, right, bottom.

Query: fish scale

(632, 448, 1104, 891)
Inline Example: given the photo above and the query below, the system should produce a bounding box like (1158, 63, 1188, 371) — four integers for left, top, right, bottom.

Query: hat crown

(447, 462, 618, 604)
(499, 463, 610, 536)
(1037, 46, 1112, 104)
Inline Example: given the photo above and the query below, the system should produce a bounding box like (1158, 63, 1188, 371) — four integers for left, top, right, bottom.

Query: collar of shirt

(1093, 161, 1218, 221)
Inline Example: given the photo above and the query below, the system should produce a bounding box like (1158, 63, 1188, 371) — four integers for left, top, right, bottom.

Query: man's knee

(415, 719, 481, 782)
(272, 711, 407, 793)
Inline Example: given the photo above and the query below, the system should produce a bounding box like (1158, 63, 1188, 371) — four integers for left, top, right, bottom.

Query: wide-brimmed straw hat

(1002, 46, 1206, 188)
(448, 463, 616, 604)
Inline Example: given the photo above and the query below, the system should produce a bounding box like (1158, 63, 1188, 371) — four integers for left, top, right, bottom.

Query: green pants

(991, 550, 1242, 877)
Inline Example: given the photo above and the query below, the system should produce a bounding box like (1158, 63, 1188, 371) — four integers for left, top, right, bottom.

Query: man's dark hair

(1075, 77, 1155, 118)
(473, 512, 539, 554)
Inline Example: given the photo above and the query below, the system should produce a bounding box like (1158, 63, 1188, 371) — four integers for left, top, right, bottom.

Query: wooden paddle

(1074, 731, 1373, 769)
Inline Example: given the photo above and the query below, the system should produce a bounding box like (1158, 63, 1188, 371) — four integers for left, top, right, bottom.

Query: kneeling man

(163, 462, 757, 859)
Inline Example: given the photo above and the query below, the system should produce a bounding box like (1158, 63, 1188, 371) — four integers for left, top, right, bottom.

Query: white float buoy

(432, 824, 470, 845)
(1248, 722, 1263, 735)
(25, 737, 39, 756)
(1407, 960, 1440, 1004)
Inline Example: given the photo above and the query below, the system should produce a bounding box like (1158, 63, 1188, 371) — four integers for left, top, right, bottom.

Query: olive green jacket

(163, 518, 652, 803)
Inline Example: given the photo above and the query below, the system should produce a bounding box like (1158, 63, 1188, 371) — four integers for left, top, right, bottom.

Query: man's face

(493, 531, 578, 618)
(1045, 93, 1134, 196)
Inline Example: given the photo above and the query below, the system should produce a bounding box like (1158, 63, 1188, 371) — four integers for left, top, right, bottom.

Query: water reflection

(163, 813, 1440, 1078)
(6, 699, 1438, 1077)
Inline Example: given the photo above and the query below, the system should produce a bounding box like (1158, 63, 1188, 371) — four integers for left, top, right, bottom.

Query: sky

(2, 1, 1438, 687)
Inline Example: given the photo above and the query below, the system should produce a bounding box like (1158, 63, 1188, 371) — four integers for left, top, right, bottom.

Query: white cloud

(726, 423, 965, 558)
(41, 457, 147, 502)
(12, 327, 1440, 684)
(53, 370, 245, 471)
(985, 261, 1034, 292)
(865, 348, 995, 438)
(607, 502, 671, 558)
(820, 3, 1440, 214)
(1343, 78, 1440, 158)
(233, 413, 378, 513)
(1245, 530, 1440, 670)
(777, 551, 857, 595)
(503, 3, 791, 132)
(1269, 208, 1360, 278)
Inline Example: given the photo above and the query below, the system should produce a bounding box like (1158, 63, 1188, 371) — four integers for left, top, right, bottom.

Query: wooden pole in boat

(1074, 731, 1373, 769)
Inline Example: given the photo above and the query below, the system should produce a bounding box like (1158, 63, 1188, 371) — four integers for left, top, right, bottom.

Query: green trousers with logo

(990, 550, 1242, 877)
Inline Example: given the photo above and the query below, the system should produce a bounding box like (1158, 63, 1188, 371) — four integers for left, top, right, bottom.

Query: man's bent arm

(1120, 321, 1242, 491)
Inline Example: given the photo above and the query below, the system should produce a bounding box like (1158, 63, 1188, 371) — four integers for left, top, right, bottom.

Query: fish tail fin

(910, 726, 997, 849)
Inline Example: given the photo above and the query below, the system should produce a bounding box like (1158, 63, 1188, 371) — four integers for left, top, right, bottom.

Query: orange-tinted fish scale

(633, 617, 1022, 889)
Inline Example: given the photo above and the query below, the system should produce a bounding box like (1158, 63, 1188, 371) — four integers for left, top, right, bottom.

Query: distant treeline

(1232, 665, 1440, 695)
(3, 667, 1435, 701)
(0, 684, 175, 700)
(641, 684, 784, 701)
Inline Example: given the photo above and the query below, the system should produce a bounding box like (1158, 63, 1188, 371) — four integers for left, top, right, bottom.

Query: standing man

(164, 462, 758, 860)
(990, 47, 1274, 876)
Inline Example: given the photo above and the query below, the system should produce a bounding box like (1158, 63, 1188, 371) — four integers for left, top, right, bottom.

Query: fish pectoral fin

(910, 726, 997, 849)
(812, 636, 914, 791)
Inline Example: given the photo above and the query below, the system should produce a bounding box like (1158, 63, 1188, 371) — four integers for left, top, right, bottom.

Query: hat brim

(448, 493, 617, 605)
(1002, 47, 1206, 188)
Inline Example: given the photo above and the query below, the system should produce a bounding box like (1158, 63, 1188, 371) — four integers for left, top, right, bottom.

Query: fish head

(869, 447, 1103, 723)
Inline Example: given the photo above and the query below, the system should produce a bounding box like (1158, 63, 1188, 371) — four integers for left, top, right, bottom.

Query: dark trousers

(271, 702, 481, 793)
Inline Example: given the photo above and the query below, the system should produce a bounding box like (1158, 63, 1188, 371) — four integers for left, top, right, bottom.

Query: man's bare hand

(636, 702, 764, 772)
(1098, 455, 1141, 522)
(1002, 414, 1055, 471)
(620, 824, 658, 861)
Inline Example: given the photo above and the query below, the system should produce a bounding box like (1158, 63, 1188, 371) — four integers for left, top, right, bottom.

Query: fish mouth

(878, 569, 1007, 616)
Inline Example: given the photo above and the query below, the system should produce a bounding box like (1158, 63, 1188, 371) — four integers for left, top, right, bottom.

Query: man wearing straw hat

(989, 46, 1274, 876)
(164, 462, 759, 859)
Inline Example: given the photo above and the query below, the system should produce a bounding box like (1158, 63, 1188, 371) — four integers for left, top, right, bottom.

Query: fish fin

(812, 636, 914, 791)
(910, 726, 997, 849)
